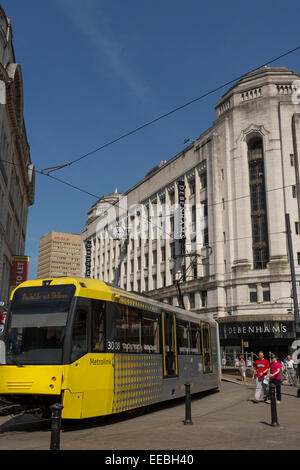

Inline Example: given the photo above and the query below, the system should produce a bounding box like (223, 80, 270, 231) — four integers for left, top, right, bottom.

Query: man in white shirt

(286, 355, 297, 387)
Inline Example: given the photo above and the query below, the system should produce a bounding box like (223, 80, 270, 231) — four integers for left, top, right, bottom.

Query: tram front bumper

(0, 365, 63, 396)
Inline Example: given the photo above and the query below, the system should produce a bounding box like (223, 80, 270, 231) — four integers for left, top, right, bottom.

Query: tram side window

(92, 300, 105, 352)
(190, 323, 202, 355)
(177, 319, 189, 354)
(71, 308, 88, 361)
(142, 312, 160, 353)
(114, 305, 142, 353)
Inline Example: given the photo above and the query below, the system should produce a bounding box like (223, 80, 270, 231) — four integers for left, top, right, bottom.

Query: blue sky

(2, 0, 300, 278)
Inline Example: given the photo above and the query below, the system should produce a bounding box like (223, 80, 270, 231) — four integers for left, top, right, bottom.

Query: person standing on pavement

(286, 355, 297, 387)
(239, 355, 246, 383)
(265, 355, 282, 404)
(252, 351, 270, 403)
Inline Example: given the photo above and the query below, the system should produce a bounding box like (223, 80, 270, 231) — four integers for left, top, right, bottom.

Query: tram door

(201, 323, 213, 374)
(162, 312, 178, 377)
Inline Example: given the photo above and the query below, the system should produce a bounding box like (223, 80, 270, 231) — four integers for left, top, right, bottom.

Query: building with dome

(0, 6, 35, 305)
(81, 66, 300, 358)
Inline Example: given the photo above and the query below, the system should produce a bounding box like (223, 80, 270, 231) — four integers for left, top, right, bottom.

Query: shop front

(218, 315, 296, 365)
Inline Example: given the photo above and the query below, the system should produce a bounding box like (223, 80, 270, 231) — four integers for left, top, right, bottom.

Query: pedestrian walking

(252, 351, 270, 403)
(280, 360, 287, 384)
(239, 355, 246, 383)
(221, 355, 226, 367)
(265, 355, 282, 404)
(286, 355, 297, 387)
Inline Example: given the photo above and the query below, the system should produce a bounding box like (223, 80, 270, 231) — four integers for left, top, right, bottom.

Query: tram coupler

(0, 403, 23, 416)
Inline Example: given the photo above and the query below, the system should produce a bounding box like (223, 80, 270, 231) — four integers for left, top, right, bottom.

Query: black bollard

(269, 382, 279, 427)
(50, 403, 64, 450)
(183, 383, 193, 425)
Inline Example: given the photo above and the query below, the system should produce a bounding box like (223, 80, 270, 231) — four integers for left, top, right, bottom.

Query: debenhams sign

(219, 321, 294, 339)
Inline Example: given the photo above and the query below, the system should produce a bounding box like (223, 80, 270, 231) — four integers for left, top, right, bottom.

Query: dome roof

(219, 66, 300, 100)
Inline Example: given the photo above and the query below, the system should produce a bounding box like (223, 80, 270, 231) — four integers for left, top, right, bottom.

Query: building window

(170, 216, 174, 235)
(161, 246, 166, 262)
(189, 179, 195, 195)
(202, 200, 208, 217)
(200, 290, 207, 307)
(292, 185, 297, 198)
(193, 262, 197, 279)
(290, 154, 294, 166)
(170, 242, 175, 259)
(203, 228, 209, 245)
(262, 283, 270, 302)
(200, 172, 207, 189)
(296, 222, 300, 235)
(152, 250, 157, 265)
(249, 284, 258, 303)
(248, 137, 269, 269)
(152, 275, 157, 290)
(297, 252, 300, 265)
(189, 293, 195, 309)
(203, 258, 209, 277)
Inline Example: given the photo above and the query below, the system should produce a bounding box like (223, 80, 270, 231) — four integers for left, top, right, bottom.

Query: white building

(0, 6, 35, 304)
(81, 66, 300, 357)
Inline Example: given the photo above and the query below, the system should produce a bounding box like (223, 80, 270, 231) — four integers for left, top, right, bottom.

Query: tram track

(0, 388, 219, 434)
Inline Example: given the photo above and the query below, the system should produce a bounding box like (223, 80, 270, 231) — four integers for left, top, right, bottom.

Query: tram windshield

(6, 284, 75, 365)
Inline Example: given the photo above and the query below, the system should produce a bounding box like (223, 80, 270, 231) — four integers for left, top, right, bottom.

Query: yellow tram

(0, 277, 221, 419)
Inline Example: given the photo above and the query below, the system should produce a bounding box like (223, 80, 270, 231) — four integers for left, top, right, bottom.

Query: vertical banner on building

(85, 240, 92, 278)
(9, 255, 30, 296)
(174, 180, 186, 280)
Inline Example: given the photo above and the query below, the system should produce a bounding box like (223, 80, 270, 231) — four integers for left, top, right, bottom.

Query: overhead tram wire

(0, 158, 101, 200)
(0, 158, 293, 253)
(40, 44, 300, 175)
(3, 159, 297, 272)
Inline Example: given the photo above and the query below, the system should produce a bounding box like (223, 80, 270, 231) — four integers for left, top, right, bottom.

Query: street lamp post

(285, 213, 300, 397)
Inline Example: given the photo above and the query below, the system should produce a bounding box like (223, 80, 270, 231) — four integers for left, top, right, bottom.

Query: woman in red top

(266, 355, 282, 404)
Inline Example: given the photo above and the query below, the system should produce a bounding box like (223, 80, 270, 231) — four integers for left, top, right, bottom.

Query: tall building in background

(0, 6, 35, 304)
(82, 66, 300, 358)
(37, 232, 81, 279)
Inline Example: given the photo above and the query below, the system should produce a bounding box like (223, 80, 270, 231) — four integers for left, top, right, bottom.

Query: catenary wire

(40, 44, 300, 174)
(0, 158, 296, 254)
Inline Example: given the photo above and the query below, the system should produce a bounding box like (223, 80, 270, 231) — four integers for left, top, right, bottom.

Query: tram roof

(11, 277, 216, 326)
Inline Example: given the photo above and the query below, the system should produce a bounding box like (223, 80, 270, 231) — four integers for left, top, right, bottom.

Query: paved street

(0, 378, 299, 450)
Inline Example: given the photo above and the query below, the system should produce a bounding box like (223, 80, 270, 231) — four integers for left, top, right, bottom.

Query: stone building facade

(0, 6, 35, 304)
(81, 66, 300, 357)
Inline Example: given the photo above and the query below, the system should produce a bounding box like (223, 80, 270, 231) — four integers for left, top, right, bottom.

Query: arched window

(247, 137, 269, 269)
